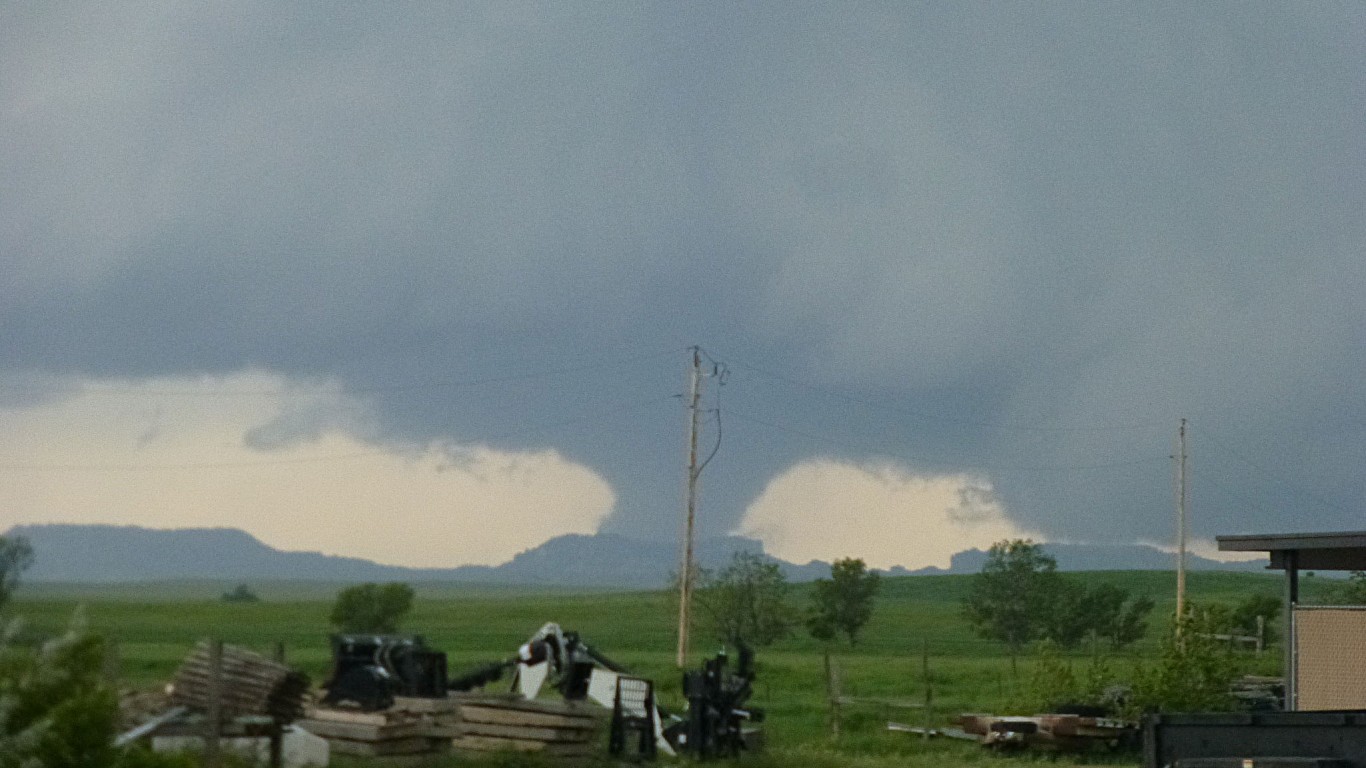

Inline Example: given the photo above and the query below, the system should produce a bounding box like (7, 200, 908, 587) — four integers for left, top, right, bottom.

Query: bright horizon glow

(734, 458, 1040, 570)
(0, 372, 614, 567)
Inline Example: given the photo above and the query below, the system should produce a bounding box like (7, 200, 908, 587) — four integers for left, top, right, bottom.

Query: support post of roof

(1283, 549, 1298, 711)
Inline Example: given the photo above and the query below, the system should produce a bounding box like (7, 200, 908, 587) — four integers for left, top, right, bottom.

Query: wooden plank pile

(449, 693, 603, 758)
(1230, 674, 1284, 710)
(298, 697, 456, 758)
(169, 641, 309, 722)
(299, 694, 605, 759)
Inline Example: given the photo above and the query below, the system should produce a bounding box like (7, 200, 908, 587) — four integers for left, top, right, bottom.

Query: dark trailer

(1145, 531, 1366, 768)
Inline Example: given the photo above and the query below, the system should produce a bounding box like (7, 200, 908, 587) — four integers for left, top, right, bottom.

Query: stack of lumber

(299, 694, 604, 758)
(169, 641, 310, 722)
(449, 693, 603, 758)
(1230, 674, 1284, 711)
(298, 698, 455, 758)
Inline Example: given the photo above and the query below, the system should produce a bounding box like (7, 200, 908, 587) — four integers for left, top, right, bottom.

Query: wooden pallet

(302, 698, 453, 757)
(327, 735, 450, 757)
(448, 694, 602, 757)
(303, 694, 606, 758)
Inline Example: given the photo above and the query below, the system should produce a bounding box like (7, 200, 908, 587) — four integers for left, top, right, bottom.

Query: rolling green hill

(6, 569, 1308, 767)
(9, 569, 1299, 677)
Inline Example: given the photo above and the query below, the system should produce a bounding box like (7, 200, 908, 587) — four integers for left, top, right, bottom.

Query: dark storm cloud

(3, 3, 1363, 546)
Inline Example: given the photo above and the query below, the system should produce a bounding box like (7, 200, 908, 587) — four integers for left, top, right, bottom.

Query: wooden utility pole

(1175, 418, 1188, 634)
(676, 347, 703, 667)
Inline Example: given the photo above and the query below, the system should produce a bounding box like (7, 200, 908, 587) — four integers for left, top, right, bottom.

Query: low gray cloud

(947, 484, 1001, 526)
(2, 3, 1362, 550)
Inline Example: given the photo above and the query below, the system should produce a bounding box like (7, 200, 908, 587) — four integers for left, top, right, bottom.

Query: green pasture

(8, 570, 1303, 767)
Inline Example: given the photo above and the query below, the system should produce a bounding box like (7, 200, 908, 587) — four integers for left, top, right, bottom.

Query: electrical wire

(1195, 472, 1286, 521)
(725, 408, 1168, 473)
(693, 350, 726, 477)
(0, 347, 684, 398)
(1198, 426, 1355, 517)
(717, 353, 1156, 434)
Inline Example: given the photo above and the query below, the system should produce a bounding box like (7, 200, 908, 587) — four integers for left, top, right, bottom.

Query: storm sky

(3, 3, 1362, 569)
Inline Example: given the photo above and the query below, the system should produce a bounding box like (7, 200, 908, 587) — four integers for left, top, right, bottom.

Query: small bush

(1124, 608, 1240, 716)
(330, 582, 415, 633)
(0, 613, 118, 768)
(221, 584, 260, 603)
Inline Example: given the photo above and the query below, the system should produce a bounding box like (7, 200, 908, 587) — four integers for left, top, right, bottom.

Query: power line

(1195, 472, 1286, 521)
(1199, 426, 1355, 517)
(725, 408, 1167, 473)
(719, 355, 1157, 434)
(0, 347, 684, 398)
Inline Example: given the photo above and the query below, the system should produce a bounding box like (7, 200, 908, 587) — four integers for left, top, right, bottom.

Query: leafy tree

(1037, 579, 1091, 649)
(694, 551, 795, 649)
(330, 582, 415, 633)
(962, 539, 1060, 655)
(1110, 592, 1157, 649)
(1041, 581, 1154, 650)
(964, 541, 1154, 656)
(0, 535, 34, 613)
(1326, 571, 1366, 605)
(808, 557, 881, 647)
(0, 613, 115, 768)
(1229, 593, 1280, 645)
(0, 611, 191, 768)
(221, 583, 260, 603)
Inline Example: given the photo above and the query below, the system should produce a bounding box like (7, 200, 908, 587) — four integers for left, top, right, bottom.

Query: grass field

(8, 569, 1310, 767)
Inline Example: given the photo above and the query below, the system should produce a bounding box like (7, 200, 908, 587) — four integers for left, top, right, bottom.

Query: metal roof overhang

(1216, 530, 1366, 711)
(1218, 531, 1366, 571)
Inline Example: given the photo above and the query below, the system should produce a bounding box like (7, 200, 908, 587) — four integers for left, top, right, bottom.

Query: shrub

(0, 612, 120, 768)
(221, 584, 260, 603)
(330, 582, 415, 633)
(1125, 608, 1240, 716)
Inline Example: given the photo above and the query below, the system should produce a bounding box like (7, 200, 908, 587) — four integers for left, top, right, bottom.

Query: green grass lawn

(9, 570, 1297, 767)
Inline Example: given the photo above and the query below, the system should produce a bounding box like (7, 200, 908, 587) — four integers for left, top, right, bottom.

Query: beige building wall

(1295, 607, 1366, 711)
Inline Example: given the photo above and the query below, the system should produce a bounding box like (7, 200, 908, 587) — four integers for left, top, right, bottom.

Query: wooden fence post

(204, 638, 222, 768)
(825, 652, 841, 739)
(922, 640, 932, 740)
(271, 639, 285, 768)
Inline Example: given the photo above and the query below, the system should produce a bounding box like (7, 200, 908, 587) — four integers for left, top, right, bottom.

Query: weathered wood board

(170, 641, 309, 722)
(457, 721, 594, 743)
(451, 734, 594, 756)
(460, 704, 598, 729)
(293, 717, 426, 742)
(446, 695, 601, 757)
(390, 696, 458, 714)
(306, 694, 603, 758)
(328, 735, 449, 757)
(302, 700, 454, 757)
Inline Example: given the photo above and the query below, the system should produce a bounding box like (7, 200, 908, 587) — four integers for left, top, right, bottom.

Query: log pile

(169, 642, 310, 722)
(449, 694, 603, 758)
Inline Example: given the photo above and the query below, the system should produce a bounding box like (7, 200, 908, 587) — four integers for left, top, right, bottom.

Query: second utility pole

(676, 347, 702, 668)
(1175, 417, 1188, 635)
